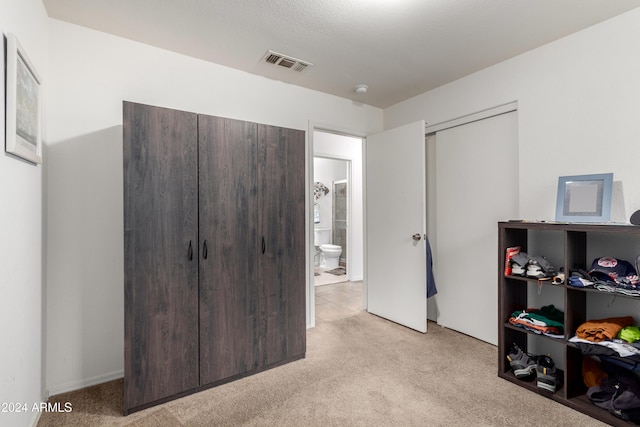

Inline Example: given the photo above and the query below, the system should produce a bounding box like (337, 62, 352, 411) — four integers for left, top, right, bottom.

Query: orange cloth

(582, 356, 607, 388)
(576, 316, 635, 342)
(508, 316, 562, 336)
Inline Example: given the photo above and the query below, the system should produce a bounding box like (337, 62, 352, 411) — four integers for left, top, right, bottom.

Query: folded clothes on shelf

(576, 316, 635, 343)
(620, 326, 640, 343)
(571, 322, 640, 359)
(509, 305, 564, 337)
(589, 257, 639, 286)
(571, 336, 640, 358)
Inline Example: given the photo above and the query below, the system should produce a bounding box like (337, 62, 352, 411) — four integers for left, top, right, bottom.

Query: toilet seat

(320, 244, 341, 251)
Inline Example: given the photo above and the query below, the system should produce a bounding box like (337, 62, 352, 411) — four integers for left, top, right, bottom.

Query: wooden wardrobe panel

(198, 115, 260, 384)
(257, 124, 306, 366)
(123, 102, 199, 412)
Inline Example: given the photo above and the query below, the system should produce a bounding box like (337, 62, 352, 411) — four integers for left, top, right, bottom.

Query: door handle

(261, 237, 266, 254)
(203, 240, 208, 260)
(188, 240, 193, 261)
(412, 233, 422, 241)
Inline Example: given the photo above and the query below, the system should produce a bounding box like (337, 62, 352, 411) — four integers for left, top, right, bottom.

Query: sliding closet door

(198, 115, 260, 384)
(433, 110, 518, 345)
(123, 102, 199, 413)
(257, 125, 306, 366)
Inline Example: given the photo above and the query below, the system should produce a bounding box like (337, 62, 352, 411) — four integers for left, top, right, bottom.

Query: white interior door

(365, 121, 427, 332)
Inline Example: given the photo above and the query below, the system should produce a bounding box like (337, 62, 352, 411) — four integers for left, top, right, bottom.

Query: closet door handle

(261, 237, 266, 254)
(203, 240, 208, 260)
(188, 240, 193, 261)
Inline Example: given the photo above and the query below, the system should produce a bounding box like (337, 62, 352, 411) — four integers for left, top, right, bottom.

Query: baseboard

(26, 387, 51, 426)
(124, 353, 304, 415)
(47, 370, 124, 397)
(306, 320, 315, 329)
(30, 410, 42, 427)
(350, 275, 363, 281)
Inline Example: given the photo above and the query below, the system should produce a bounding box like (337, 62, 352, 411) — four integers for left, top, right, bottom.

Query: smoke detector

(262, 50, 312, 72)
(354, 84, 368, 94)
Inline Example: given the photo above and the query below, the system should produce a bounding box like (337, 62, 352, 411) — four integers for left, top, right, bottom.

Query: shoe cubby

(498, 221, 640, 426)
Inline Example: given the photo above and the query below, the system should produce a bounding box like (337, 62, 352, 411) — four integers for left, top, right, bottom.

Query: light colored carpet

(37, 312, 607, 426)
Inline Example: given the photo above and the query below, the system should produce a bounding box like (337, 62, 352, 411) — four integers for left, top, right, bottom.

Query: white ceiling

(43, 0, 640, 108)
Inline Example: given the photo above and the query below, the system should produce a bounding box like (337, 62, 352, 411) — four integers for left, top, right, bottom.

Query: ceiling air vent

(262, 50, 312, 72)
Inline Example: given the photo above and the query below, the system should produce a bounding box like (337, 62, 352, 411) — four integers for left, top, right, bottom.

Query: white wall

(313, 132, 364, 280)
(385, 8, 640, 343)
(0, 2, 49, 426)
(385, 8, 640, 223)
(45, 19, 382, 394)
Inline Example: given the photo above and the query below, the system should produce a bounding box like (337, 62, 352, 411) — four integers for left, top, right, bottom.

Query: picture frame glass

(16, 53, 40, 150)
(5, 33, 42, 164)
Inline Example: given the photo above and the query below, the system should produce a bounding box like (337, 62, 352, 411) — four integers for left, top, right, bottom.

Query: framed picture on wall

(5, 32, 42, 164)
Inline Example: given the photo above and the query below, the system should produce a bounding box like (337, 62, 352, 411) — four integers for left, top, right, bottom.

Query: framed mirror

(555, 173, 613, 223)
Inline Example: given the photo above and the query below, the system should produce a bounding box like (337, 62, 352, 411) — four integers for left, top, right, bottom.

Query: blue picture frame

(555, 173, 613, 223)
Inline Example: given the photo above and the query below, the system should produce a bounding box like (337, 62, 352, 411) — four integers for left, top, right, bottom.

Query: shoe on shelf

(511, 263, 526, 275)
(526, 264, 545, 278)
(536, 355, 557, 393)
(506, 344, 537, 379)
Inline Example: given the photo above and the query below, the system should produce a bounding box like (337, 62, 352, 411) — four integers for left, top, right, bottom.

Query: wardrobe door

(198, 115, 260, 384)
(257, 124, 306, 366)
(123, 102, 199, 413)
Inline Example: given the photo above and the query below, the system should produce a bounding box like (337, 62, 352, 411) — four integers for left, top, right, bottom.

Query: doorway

(311, 129, 365, 326)
(313, 158, 348, 285)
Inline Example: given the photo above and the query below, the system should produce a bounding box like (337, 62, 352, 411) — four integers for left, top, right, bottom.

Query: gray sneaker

(506, 344, 537, 379)
(536, 355, 557, 393)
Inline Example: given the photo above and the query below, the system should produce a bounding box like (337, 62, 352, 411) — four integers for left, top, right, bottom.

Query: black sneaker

(536, 355, 557, 392)
(506, 344, 537, 379)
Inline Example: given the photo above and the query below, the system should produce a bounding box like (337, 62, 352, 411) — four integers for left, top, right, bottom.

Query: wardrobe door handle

(203, 240, 208, 260)
(188, 240, 193, 261)
(261, 237, 266, 254)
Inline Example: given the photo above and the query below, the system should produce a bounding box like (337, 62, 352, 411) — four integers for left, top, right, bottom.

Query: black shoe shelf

(499, 221, 640, 426)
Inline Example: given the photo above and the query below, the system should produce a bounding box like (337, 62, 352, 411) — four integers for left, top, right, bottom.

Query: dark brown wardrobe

(123, 101, 306, 414)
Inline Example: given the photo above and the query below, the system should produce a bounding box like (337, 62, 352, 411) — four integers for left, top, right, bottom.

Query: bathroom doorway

(311, 129, 365, 325)
(313, 157, 348, 286)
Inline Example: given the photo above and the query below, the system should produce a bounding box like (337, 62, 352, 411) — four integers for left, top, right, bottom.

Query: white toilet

(314, 228, 342, 270)
(320, 244, 342, 270)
